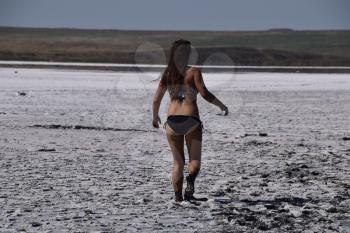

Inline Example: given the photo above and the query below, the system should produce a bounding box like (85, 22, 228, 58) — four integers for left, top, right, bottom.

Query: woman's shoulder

(186, 66, 201, 75)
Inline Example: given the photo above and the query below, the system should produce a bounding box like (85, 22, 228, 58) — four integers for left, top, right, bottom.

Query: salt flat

(0, 68, 349, 232)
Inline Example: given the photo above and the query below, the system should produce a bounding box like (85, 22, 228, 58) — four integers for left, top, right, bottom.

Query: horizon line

(1, 25, 350, 33)
(1, 60, 350, 69)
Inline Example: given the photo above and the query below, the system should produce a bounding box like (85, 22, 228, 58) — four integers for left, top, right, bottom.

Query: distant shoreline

(1, 61, 350, 73)
(1, 27, 350, 68)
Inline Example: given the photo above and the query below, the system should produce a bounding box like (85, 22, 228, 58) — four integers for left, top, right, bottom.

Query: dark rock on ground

(259, 132, 268, 137)
(37, 148, 56, 152)
(16, 91, 27, 96)
(30, 221, 42, 227)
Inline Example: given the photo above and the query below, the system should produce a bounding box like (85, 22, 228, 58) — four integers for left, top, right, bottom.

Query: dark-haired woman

(152, 39, 228, 202)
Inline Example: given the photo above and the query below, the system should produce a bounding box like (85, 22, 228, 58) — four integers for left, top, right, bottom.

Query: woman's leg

(184, 125, 202, 198)
(166, 126, 185, 202)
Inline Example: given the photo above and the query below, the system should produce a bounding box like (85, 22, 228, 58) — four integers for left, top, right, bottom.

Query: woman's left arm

(152, 81, 167, 128)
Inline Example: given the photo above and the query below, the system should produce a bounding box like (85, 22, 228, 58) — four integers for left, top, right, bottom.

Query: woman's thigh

(185, 125, 202, 162)
(166, 125, 185, 163)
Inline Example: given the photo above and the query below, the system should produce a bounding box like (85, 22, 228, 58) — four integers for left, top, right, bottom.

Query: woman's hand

(220, 104, 229, 116)
(152, 115, 162, 128)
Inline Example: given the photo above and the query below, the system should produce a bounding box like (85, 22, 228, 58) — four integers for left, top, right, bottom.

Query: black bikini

(164, 67, 203, 135)
(164, 115, 203, 135)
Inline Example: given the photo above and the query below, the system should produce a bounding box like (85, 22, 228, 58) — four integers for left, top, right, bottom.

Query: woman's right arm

(193, 67, 228, 115)
(152, 80, 167, 128)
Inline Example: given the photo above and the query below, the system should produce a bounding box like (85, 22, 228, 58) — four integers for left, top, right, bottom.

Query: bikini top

(168, 66, 197, 101)
(172, 85, 197, 102)
(176, 86, 186, 101)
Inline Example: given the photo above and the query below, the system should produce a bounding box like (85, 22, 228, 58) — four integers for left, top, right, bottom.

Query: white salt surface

(0, 68, 349, 232)
(1, 68, 350, 91)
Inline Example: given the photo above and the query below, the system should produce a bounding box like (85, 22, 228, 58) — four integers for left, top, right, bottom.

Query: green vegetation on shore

(1, 27, 350, 66)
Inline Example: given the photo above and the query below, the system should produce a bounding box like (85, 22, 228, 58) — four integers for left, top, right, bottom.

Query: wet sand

(0, 68, 349, 232)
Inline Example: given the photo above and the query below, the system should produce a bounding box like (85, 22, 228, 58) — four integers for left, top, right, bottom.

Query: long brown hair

(161, 39, 191, 100)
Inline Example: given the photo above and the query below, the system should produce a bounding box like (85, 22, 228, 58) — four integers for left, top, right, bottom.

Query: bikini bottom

(164, 115, 203, 135)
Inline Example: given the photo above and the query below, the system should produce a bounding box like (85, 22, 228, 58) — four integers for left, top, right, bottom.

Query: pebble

(311, 171, 320, 176)
(16, 91, 27, 96)
(55, 216, 70, 221)
(37, 148, 56, 152)
(249, 191, 261, 197)
(43, 187, 53, 191)
(259, 132, 268, 137)
(30, 221, 42, 227)
(84, 209, 95, 214)
(265, 203, 277, 210)
(290, 209, 302, 218)
(23, 208, 33, 213)
(326, 207, 338, 213)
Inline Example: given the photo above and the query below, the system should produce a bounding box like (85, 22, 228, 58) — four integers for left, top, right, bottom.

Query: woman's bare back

(167, 67, 200, 117)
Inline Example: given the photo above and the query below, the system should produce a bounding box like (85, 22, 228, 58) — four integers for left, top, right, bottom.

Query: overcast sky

(0, 0, 349, 31)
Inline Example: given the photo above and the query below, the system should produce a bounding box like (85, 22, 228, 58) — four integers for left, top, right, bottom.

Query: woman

(152, 39, 228, 202)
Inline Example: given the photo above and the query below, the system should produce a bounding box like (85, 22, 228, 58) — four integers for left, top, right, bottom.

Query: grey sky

(0, 0, 349, 30)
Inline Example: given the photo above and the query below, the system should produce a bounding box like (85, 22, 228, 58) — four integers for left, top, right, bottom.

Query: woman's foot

(184, 175, 195, 201)
(175, 191, 183, 202)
